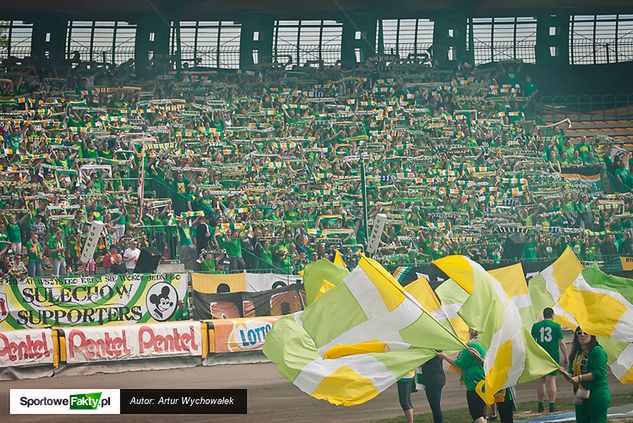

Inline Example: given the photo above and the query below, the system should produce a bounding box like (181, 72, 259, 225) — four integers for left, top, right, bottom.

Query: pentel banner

(0, 328, 56, 367)
(62, 321, 203, 363)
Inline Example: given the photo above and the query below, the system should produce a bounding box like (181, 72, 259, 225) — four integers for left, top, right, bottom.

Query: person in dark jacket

(420, 355, 446, 423)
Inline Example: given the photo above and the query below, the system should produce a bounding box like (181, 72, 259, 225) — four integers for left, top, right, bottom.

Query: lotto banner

(63, 321, 203, 363)
(210, 316, 279, 353)
(0, 273, 189, 330)
(0, 328, 56, 367)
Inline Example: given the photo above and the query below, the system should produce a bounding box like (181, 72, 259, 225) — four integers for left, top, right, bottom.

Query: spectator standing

(47, 230, 66, 276)
(178, 217, 198, 270)
(25, 233, 43, 277)
(123, 239, 141, 273)
(216, 229, 245, 271)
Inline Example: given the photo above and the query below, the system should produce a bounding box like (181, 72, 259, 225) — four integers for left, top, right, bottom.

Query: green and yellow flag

(264, 255, 465, 406)
(302, 259, 349, 305)
(528, 248, 633, 383)
(434, 256, 559, 404)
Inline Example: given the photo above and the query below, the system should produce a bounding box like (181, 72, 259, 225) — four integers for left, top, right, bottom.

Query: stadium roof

(2, 0, 633, 20)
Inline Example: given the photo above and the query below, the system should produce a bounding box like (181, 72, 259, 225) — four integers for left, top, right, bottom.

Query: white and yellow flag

(528, 247, 633, 383)
(264, 255, 465, 406)
(434, 256, 559, 404)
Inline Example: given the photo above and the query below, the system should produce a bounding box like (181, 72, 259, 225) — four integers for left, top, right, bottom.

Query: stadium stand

(0, 8, 632, 281)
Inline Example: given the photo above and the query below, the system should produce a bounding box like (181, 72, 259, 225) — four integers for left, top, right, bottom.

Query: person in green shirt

(199, 251, 217, 273)
(25, 233, 43, 277)
(583, 151, 599, 165)
(6, 213, 27, 255)
(438, 329, 487, 423)
(177, 217, 198, 271)
(257, 239, 274, 270)
(47, 231, 66, 276)
(522, 235, 539, 262)
(615, 160, 633, 189)
(576, 137, 592, 162)
(531, 307, 568, 413)
(562, 327, 610, 423)
(215, 229, 245, 271)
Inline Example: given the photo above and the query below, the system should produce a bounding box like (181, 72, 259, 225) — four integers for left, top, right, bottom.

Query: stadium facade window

(467, 17, 537, 65)
(569, 14, 633, 64)
(273, 20, 342, 68)
(376, 18, 434, 60)
(0, 20, 33, 60)
(66, 21, 136, 65)
(172, 21, 241, 69)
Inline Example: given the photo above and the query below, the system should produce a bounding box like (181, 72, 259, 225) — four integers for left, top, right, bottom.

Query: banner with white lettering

(0, 328, 55, 367)
(63, 321, 203, 363)
(210, 316, 279, 353)
(0, 273, 189, 330)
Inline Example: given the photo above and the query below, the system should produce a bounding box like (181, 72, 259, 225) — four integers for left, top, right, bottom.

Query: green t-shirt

(221, 237, 242, 258)
(178, 226, 193, 245)
(47, 236, 65, 260)
(577, 143, 591, 161)
(454, 341, 486, 391)
(531, 319, 564, 363)
(522, 241, 538, 262)
(7, 223, 21, 243)
(26, 240, 43, 263)
(259, 248, 273, 266)
(200, 259, 216, 272)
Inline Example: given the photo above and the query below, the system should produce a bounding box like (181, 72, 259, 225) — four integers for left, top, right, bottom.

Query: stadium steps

(560, 119, 633, 148)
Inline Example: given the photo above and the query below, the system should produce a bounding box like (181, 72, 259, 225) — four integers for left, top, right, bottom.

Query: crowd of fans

(0, 55, 631, 280)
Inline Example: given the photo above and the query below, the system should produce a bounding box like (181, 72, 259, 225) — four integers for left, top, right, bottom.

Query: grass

(373, 391, 633, 423)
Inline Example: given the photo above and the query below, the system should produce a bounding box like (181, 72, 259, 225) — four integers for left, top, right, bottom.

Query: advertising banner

(191, 273, 246, 294)
(192, 285, 305, 320)
(0, 328, 55, 367)
(621, 257, 633, 271)
(63, 321, 203, 363)
(211, 316, 279, 353)
(0, 273, 189, 330)
(244, 273, 302, 292)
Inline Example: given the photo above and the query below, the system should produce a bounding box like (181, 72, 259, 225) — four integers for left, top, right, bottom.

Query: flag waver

(264, 255, 465, 406)
(434, 256, 559, 404)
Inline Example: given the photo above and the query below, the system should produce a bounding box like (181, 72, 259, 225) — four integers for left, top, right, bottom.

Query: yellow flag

(334, 250, 347, 269)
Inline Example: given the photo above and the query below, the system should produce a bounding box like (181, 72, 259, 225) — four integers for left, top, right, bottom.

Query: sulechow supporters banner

(0, 273, 189, 330)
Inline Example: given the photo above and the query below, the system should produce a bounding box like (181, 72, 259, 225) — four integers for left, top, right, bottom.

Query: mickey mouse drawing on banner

(146, 283, 179, 321)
